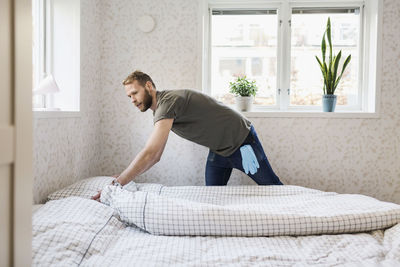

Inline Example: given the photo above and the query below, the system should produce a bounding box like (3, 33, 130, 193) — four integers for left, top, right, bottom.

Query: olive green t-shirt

(153, 89, 252, 157)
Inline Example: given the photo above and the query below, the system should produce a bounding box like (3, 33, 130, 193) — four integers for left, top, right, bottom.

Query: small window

(32, 0, 80, 112)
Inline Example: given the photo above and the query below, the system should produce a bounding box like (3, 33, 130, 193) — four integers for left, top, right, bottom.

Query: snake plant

(315, 17, 351, 95)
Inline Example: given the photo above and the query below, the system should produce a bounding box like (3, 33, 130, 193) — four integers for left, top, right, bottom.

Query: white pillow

(46, 176, 138, 201)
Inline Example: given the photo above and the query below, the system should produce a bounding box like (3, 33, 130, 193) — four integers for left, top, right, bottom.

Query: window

(201, 0, 382, 115)
(290, 7, 360, 109)
(210, 9, 278, 106)
(32, 0, 80, 112)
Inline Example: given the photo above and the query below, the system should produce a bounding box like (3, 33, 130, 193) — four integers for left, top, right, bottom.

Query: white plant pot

(235, 96, 254, 112)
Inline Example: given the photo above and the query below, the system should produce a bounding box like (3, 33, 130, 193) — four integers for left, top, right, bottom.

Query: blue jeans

(205, 125, 283, 186)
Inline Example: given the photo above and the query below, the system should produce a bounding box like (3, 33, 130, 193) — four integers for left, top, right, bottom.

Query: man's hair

(122, 70, 156, 88)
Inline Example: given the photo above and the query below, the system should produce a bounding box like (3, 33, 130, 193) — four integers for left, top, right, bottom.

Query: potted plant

(229, 76, 258, 112)
(315, 17, 351, 112)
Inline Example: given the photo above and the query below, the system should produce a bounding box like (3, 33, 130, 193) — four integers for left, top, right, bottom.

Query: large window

(202, 0, 382, 113)
(32, 0, 80, 112)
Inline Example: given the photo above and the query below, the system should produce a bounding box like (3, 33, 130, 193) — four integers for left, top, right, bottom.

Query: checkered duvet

(33, 184, 400, 266)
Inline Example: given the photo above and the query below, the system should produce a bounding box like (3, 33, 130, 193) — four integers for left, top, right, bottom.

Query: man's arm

(116, 118, 174, 185)
(91, 118, 173, 201)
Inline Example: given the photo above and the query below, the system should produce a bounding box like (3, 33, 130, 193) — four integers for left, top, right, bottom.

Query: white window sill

(240, 110, 379, 118)
(33, 109, 81, 119)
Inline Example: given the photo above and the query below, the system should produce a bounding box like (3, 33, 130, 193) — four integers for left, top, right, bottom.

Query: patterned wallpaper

(33, 0, 104, 204)
(34, 0, 400, 204)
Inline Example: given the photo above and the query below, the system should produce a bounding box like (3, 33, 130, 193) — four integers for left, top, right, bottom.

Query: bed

(32, 176, 400, 266)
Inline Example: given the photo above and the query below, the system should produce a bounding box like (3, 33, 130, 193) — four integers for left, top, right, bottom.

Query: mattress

(32, 184, 400, 266)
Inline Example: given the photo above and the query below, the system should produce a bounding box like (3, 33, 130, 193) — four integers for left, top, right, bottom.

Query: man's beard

(141, 89, 153, 111)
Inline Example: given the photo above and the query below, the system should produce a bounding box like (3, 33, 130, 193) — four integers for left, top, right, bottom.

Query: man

(92, 70, 283, 201)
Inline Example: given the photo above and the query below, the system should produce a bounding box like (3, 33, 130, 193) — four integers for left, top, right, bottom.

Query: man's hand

(112, 118, 174, 185)
(91, 174, 119, 202)
(92, 118, 173, 201)
(91, 190, 102, 202)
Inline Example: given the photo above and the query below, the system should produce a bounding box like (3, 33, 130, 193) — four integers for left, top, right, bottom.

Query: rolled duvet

(100, 184, 400, 237)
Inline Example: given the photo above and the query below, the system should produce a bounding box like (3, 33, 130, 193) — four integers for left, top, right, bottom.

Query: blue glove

(240, 145, 260, 175)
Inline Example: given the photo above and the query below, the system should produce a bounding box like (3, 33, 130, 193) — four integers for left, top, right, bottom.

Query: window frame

(32, 0, 81, 118)
(199, 0, 382, 118)
(286, 3, 364, 111)
(33, 0, 51, 109)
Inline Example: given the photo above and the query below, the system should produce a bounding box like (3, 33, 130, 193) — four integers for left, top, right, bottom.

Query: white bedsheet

(32, 184, 400, 266)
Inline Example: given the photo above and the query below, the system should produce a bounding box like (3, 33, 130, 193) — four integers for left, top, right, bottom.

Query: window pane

(33, 95, 45, 108)
(290, 9, 360, 106)
(211, 11, 278, 106)
(32, 0, 46, 108)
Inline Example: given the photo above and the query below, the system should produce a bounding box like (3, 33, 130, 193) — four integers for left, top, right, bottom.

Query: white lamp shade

(33, 74, 60, 95)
